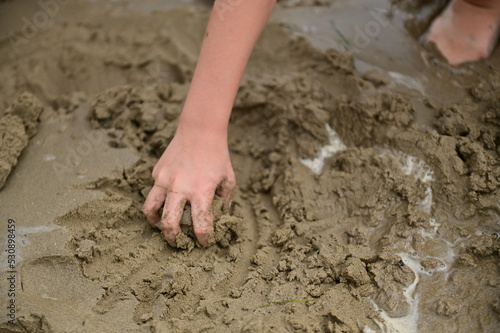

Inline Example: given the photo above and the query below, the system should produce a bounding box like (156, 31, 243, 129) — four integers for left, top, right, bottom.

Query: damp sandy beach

(0, 0, 499, 332)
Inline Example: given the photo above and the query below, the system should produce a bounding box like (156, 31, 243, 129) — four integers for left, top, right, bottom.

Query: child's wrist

(177, 112, 228, 141)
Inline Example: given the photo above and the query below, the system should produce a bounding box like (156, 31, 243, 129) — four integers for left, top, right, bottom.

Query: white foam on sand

(382, 151, 434, 214)
(388, 71, 426, 95)
(420, 218, 440, 238)
(400, 154, 434, 214)
(300, 124, 346, 174)
(392, 153, 458, 271)
(302, 139, 458, 333)
(372, 253, 421, 333)
(371, 151, 441, 333)
(363, 326, 377, 333)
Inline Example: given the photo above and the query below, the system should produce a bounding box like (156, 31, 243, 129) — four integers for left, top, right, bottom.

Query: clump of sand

(0, 93, 43, 190)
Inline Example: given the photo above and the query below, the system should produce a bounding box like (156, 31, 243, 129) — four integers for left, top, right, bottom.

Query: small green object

(330, 20, 352, 49)
(258, 298, 315, 309)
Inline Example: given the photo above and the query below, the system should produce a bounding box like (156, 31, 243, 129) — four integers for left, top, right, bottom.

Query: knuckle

(193, 177, 216, 190)
(161, 220, 180, 235)
(142, 205, 156, 221)
(169, 179, 188, 195)
(161, 209, 173, 223)
(155, 173, 172, 187)
(227, 178, 237, 189)
(190, 189, 213, 204)
(161, 207, 182, 226)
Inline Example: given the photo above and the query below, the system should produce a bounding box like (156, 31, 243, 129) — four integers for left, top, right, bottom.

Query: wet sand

(0, 0, 499, 332)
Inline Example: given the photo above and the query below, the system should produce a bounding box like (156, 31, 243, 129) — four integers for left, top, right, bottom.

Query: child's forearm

(179, 0, 276, 134)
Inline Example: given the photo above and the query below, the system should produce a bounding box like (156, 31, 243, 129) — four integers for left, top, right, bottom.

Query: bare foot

(425, 0, 500, 66)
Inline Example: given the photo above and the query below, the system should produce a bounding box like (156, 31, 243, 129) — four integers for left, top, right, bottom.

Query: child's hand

(142, 0, 275, 247)
(142, 121, 235, 247)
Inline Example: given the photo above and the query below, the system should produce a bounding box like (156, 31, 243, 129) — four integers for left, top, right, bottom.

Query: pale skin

(426, 0, 500, 66)
(143, 0, 499, 247)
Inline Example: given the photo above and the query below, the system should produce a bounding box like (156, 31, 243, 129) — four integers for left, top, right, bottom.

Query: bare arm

(143, 0, 276, 247)
(181, 0, 276, 132)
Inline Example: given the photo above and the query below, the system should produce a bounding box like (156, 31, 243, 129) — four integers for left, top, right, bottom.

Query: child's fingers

(142, 185, 167, 226)
(161, 192, 186, 247)
(216, 174, 236, 211)
(191, 194, 215, 247)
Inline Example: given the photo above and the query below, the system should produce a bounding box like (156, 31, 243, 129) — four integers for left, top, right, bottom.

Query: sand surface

(0, 0, 499, 332)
